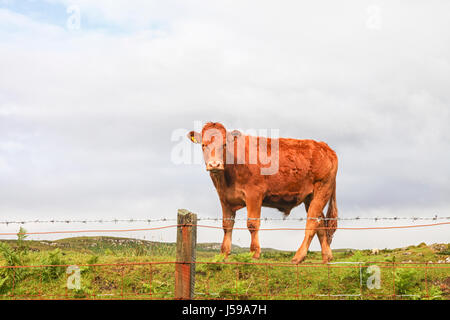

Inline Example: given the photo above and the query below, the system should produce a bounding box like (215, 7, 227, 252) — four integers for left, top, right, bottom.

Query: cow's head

(187, 122, 242, 173)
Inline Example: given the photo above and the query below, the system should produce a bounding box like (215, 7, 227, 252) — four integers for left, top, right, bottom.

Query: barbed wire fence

(0, 211, 449, 300)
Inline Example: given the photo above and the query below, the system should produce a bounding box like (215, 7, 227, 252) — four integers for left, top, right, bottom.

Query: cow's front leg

(246, 195, 263, 259)
(220, 203, 236, 258)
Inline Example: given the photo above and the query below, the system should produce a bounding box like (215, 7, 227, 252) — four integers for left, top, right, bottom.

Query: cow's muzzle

(206, 160, 224, 172)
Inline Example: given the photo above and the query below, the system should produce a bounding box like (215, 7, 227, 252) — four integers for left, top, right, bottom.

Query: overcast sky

(0, 0, 449, 251)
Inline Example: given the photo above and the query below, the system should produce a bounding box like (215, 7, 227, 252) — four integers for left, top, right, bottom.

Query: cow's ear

(187, 131, 202, 144)
(227, 130, 242, 142)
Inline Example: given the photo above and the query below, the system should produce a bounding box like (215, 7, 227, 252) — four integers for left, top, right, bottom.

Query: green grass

(0, 236, 448, 300)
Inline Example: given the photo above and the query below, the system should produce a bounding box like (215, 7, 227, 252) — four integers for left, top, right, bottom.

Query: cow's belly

(262, 186, 312, 214)
(220, 175, 314, 213)
(263, 193, 305, 207)
(224, 194, 306, 213)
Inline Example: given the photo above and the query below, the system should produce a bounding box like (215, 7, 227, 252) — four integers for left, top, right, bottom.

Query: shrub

(231, 253, 258, 279)
(104, 248, 115, 256)
(40, 249, 66, 282)
(81, 255, 99, 274)
(133, 246, 147, 256)
(349, 250, 364, 262)
(395, 268, 420, 296)
(421, 286, 443, 300)
(198, 253, 228, 272)
(0, 242, 25, 294)
(218, 280, 249, 300)
(17, 227, 29, 255)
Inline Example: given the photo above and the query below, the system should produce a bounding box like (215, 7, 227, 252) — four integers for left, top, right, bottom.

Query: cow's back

(266, 138, 337, 188)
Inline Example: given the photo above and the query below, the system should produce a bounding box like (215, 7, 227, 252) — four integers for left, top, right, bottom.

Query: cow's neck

(209, 170, 228, 192)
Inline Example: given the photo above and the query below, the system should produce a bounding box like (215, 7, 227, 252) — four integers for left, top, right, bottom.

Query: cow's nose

(207, 160, 224, 171)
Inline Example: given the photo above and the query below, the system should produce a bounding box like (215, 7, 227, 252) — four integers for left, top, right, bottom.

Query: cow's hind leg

(292, 183, 334, 264)
(304, 194, 333, 263)
(221, 203, 236, 258)
(316, 217, 333, 263)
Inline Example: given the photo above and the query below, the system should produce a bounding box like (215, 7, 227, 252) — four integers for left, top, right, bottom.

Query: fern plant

(0, 242, 25, 294)
(40, 249, 66, 282)
(16, 227, 29, 255)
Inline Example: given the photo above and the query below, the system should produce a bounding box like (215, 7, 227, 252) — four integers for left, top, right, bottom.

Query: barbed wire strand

(0, 215, 449, 225)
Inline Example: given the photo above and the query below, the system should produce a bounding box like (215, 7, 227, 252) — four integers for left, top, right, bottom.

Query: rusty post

(175, 209, 197, 299)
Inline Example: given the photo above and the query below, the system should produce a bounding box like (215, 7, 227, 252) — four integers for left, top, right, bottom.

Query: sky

(0, 0, 449, 251)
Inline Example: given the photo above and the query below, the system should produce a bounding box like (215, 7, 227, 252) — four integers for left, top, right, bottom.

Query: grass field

(0, 231, 448, 300)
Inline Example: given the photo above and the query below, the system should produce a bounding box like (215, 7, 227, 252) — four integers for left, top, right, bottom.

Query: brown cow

(187, 122, 338, 264)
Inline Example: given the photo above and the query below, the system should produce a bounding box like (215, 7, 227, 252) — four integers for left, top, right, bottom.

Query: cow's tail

(325, 181, 338, 244)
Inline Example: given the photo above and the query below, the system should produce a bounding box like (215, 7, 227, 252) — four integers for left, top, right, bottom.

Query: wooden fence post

(175, 209, 197, 300)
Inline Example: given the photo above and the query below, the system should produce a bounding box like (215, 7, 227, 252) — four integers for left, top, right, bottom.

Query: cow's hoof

(322, 251, 333, 264)
(252, 252, 261, 259)
(322, 256, 333, 264)
(291, 255, 306, 264)
(220, 251, 230, 260)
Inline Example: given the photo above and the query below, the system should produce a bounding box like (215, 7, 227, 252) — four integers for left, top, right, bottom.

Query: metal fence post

(175, 209, 197, 300)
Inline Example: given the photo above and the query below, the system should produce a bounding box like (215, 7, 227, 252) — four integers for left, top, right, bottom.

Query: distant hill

(1, 236, 448, 256)
(0, 236, 295, 255)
